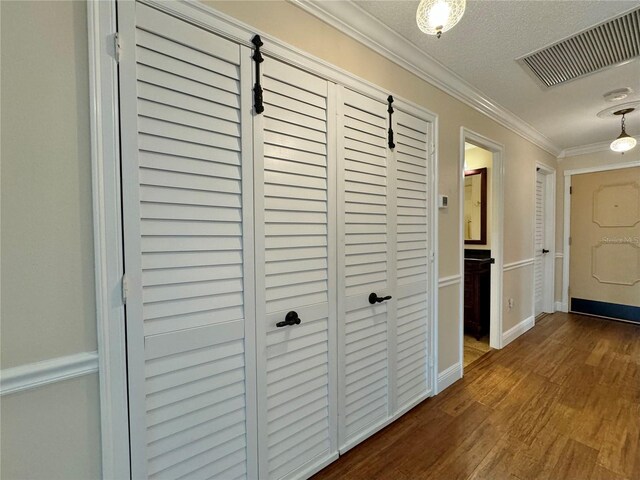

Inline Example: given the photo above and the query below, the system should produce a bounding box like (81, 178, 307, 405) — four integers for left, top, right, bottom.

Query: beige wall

(1, 1, 101, 478)
(1, 0, 96, 368)
(1, 0, 557, 476)
(0, 376, 102, 480)
(555, 149, 640, 302)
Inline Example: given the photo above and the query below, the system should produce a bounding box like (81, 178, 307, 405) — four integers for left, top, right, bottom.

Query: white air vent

(518, 8, 640, 88)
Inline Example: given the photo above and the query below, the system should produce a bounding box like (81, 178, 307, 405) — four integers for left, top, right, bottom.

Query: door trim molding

(535, 163, 556, 315)
(561, 160, 640, 313)
(87, 1, 130, 478)
(460, 129, 505, 374)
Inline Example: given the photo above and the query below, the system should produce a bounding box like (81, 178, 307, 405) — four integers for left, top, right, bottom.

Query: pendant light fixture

(416, 0, 466, 38)
(610, 108, 637, 153)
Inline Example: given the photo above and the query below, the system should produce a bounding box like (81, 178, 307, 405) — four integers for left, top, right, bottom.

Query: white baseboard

(0, 351, 99, 396)
(436, 362, 462, 394)
(502, 316, 535, 347)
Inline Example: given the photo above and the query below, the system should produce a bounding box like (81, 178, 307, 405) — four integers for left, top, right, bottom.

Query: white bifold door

(118, 3, 258, 478)
(118, 2, 431, 478)
(253, 58, 338, 478)
(337, 87, 432, 452)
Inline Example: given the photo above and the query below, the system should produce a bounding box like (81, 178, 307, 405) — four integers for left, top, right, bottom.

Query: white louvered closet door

(118, 3, 257, 478)
(534, 172, 545, 316)
(337, 88, 395, 451)
(393, 108, 432, 412)
(254, 57, 338, 479)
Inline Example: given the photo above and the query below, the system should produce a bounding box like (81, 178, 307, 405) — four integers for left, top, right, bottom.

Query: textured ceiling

(355, 0, 640, 150)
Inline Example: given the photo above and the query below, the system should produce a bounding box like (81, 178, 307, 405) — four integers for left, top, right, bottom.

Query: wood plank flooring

(313, 313, 640, 480)
(464, 334, 491, 368)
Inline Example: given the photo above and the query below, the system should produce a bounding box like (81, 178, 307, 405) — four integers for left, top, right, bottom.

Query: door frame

(89, 0, 440, 476)
(535, 163, 556, 315)
(459, 128, 505, 372)
(561, 160, 640, 313)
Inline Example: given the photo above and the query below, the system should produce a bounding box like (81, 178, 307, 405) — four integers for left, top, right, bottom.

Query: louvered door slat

(119, 3, 255, 478)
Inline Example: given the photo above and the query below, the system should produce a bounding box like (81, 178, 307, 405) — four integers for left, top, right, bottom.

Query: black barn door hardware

(387, 95, 395, 149)
(251, 35, 265, 114)
(369, 293, 392, 305)
(276, 311, 301, 327)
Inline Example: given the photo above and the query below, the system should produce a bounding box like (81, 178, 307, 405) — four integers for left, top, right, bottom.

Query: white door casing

(118, 2, 258, 478)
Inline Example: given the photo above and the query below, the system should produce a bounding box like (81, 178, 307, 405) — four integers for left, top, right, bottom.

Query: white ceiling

(354, 1, 640, 150)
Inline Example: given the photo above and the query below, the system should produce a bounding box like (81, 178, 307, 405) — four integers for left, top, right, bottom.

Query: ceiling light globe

(417, 0, 466, 37)
(610, 134, 637, 153)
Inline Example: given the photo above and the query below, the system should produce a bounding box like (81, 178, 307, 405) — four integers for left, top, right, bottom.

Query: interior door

(534, 170, 546, 316)
(393, 108, 432, 411)
(337, 87, 394, 451)
(254, 57, 338, 479)
(569, 167, 640, 322)
(118, 2, 257, 478)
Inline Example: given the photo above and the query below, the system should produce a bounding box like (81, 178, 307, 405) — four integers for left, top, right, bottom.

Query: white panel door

(534, 172, 545, 316)
(254, 57, 338, 479)
(337, 88, 395, 451)
(118, 3, 256, 478)
(393, 108, 431, 411)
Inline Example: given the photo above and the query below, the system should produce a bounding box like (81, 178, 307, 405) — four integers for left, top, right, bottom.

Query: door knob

(369, 293, 392, 305)
(276, 311, 301, 327)
(542, 249, 549, 254)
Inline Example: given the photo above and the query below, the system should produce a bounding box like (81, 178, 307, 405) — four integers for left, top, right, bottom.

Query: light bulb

(610, 135, 637, 153)
(429, 2, 451, 29)
(416, 0, 466, 38)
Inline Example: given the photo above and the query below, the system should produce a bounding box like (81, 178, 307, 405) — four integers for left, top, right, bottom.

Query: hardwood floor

(313, 313, 640, 480)
(464, 334, 491, 368)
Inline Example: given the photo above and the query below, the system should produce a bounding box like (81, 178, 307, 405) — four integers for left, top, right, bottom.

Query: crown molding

(559, 135, 640, 159)
(290, 0, 561, 157)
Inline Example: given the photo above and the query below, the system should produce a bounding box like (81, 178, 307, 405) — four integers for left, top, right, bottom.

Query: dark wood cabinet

(464, 258, 491, 340)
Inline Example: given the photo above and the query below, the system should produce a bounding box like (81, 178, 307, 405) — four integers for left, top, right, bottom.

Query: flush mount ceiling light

(610, 108, 636, 153)
(416, 0, 466, 39)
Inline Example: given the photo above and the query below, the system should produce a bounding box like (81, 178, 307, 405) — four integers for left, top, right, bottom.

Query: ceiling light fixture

(610, 108, 636, 154)
(416, 0, 466, 39)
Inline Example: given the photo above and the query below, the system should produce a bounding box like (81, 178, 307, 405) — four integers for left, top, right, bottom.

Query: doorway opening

(462, 142, 493, 367)
(460, 128, 503, 371)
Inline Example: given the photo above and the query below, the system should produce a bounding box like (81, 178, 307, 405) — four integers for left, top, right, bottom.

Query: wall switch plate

(438, 195, 448, 208)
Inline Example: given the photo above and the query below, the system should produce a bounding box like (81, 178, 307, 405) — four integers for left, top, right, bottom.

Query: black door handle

(369, 293, 392, 305)
(542, 249, 549, 254)
(276, 311, 301, 328)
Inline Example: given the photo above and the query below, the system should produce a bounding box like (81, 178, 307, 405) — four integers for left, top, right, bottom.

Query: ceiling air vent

(518, 7, 640, 88)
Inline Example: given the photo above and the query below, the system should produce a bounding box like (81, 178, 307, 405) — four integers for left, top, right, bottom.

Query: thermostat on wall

(438, 195, 448, 209)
